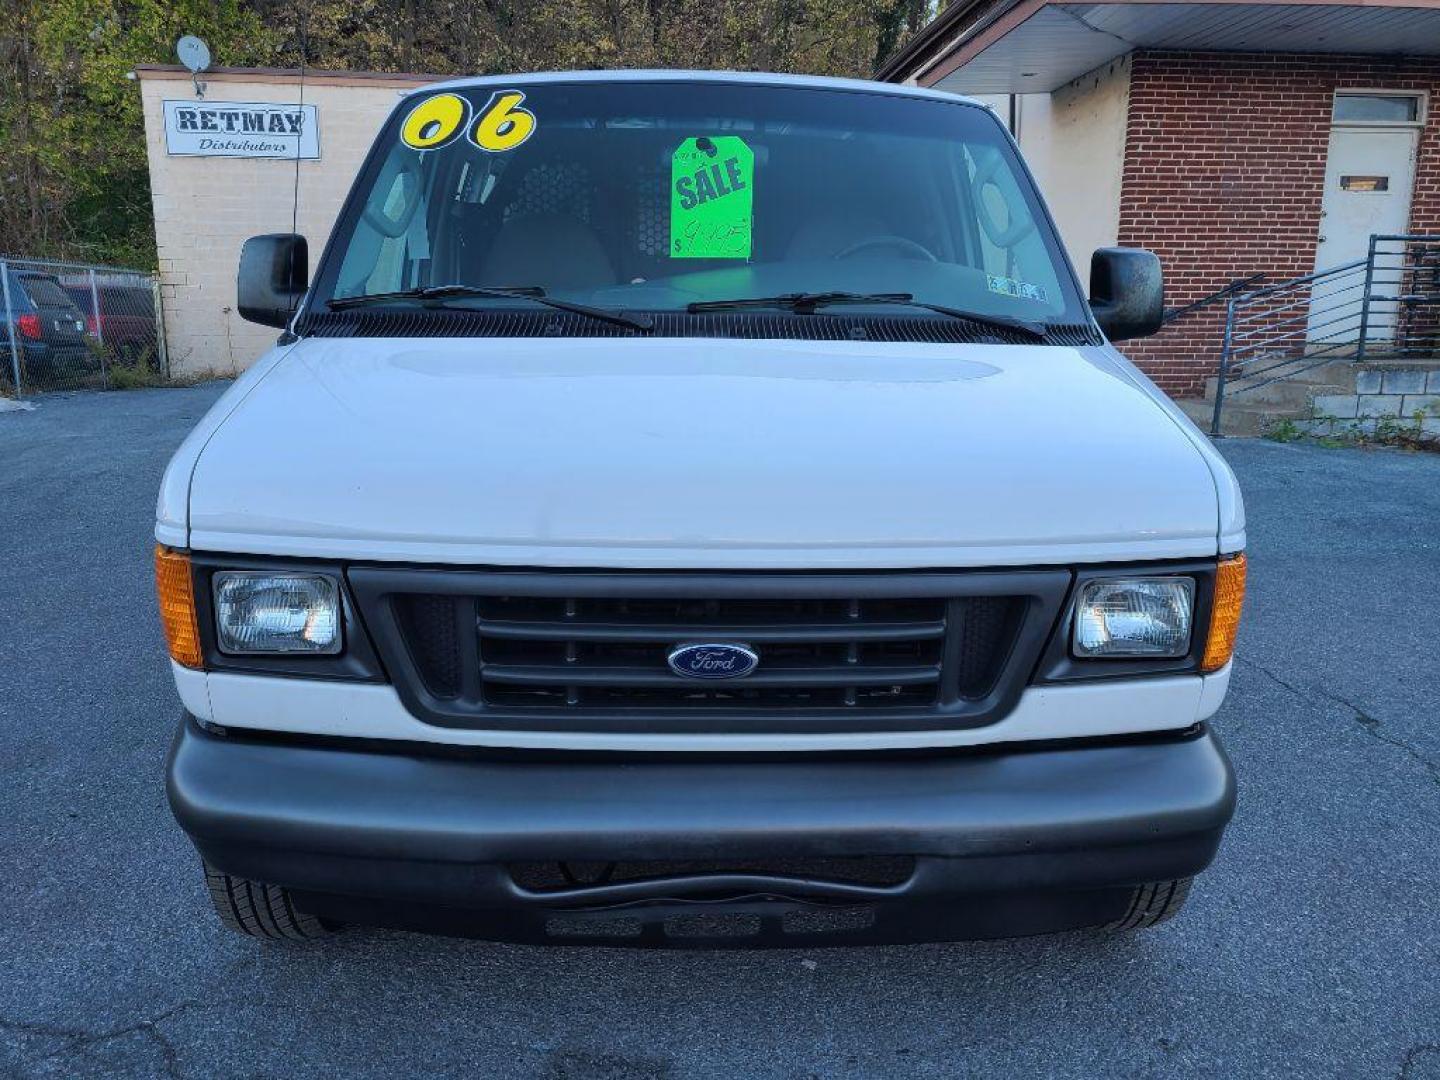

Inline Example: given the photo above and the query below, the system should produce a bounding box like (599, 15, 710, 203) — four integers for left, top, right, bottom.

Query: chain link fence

(0, 257, 167, 398)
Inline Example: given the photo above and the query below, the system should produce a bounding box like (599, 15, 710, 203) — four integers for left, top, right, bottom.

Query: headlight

(1072, 577, 1194, 659)
(213, 573, 341, 655)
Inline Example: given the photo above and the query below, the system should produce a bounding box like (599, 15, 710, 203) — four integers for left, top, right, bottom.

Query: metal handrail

(1227, 258, 1366, 306)
(1209, 234, 1440, 435)
(1163, 273, 1267, 324)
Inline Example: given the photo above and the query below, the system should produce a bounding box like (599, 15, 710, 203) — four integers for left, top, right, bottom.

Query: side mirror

(1089, 247, 1164, 342)
(237, 234, 308, 328)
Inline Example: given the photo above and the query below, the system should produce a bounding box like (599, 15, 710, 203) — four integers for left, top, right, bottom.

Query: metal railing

(0, 257, 167, 399)
(1162, 272, 1267, 326)
(1211, 235, 1440, 434)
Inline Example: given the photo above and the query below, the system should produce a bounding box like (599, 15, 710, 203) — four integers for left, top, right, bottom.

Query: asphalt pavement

(1, 384, 1437, 1079)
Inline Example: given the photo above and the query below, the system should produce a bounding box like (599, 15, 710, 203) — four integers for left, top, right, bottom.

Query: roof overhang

(880, 1, 1440, 94)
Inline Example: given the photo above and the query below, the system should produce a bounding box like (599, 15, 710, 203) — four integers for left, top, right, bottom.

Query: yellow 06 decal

(400, 92, 469, 150)
(470, 91, 536, 152)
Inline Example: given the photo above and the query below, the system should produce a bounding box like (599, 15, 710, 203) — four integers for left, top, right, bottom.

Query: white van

(157, 71, 1245, 945)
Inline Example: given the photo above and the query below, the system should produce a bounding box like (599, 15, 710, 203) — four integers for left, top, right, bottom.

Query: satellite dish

(176, 36, 211, 75)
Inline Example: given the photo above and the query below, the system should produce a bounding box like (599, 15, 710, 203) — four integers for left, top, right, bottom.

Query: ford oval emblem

(667, 642, 760, 680)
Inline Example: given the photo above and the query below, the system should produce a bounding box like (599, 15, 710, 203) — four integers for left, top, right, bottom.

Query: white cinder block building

(135, 65, 433, 375)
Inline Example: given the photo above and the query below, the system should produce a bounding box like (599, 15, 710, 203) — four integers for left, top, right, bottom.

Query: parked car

(158, 71, 1245, 946)
(2, 269, 95, 383)
(62, 280, 157, 365)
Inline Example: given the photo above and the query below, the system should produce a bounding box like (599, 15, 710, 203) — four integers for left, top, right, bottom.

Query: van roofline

(407, 69, 983, 106)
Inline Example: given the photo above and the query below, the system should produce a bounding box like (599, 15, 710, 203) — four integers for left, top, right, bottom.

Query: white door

(1315, 127, 1417, 271)
(1309, 123, 1418, 349)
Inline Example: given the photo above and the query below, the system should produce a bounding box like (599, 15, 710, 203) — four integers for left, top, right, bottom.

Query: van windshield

(314, 80, 1087, 335)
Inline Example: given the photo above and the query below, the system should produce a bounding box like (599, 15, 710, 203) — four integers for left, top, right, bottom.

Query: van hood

(181, 337, 1224, 568)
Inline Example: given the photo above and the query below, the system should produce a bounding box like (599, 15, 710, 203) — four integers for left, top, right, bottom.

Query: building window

(1333, 92, 1424, 126)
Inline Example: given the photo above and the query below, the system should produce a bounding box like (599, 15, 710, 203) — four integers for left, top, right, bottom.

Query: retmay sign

(162, 100, 320, 159)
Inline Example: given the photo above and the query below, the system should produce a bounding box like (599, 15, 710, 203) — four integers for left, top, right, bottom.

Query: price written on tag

(670, 136, 754, 260)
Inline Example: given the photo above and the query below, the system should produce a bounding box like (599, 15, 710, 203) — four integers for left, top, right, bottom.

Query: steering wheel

(833, 236, 938, 262)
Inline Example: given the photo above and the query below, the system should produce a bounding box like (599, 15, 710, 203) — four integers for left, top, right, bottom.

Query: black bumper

(167, 716, 1236, 945)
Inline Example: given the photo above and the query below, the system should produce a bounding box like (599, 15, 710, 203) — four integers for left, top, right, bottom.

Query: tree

(1, 0, 278, 264)
(0, 0, 934, 266)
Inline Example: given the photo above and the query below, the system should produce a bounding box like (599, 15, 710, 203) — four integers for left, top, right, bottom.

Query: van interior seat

(480, 213, 617, 289)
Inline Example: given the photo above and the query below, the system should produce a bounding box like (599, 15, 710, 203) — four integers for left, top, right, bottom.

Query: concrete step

(1207, 352, 1354, 390)
(1177, 397, 1285, 437)
(1205, 360, 1359, 399)
(1203, 359, 1440, 405)
(1203, 361, 1440, 394)
(1319, 357, 1440, 373)
(1190, 351, 1440, 435)
(1290, 362, 1366, 387)
(1204, 378, 1351, 410)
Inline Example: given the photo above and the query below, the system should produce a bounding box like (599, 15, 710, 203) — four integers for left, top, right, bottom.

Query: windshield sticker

(400, 93, 470, 150)
(469, 91, 537, 153)
(670, 136, 754, 259)
(401, 90, 537, 153)
(987, 274, 1047, 303)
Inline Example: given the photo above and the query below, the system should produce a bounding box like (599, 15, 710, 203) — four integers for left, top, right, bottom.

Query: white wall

(972, 56, 1132, 278)
(138, 68, 431, 375)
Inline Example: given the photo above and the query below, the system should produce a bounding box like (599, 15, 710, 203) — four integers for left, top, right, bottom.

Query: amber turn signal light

(1201, 552, 1246, 673)
(155, 545, 203, 669)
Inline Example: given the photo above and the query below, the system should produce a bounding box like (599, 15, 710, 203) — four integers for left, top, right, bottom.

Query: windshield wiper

(686, 291, 1048, 339)
(327, 284, 653, 332)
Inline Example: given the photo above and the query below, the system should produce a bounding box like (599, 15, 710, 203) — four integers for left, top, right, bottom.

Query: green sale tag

(670, 136, 754, 259)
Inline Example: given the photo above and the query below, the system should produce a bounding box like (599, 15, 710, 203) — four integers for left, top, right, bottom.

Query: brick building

(878, 1, 1440, 399)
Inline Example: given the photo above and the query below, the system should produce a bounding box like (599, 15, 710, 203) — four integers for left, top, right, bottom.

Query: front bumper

(167, 715, 1236, 945)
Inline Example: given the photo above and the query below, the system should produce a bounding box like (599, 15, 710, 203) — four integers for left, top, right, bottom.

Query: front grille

(348, 569, 1070, 735)
(398, 592, 1021, 711)
(394, 594, 462, 697)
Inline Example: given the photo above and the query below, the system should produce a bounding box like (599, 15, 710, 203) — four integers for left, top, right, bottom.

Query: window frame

(1331, 90, 1427, 128)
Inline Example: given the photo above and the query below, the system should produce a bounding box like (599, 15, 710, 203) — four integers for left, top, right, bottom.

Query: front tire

(204, 864, 336, 941)
(1107, 878, 1193, 931)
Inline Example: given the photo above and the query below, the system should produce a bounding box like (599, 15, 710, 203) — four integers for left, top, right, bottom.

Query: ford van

(159, 71, 1244, 945)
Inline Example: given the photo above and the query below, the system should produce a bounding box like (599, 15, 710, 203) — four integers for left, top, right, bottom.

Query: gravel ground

(1, 384, 1437, 1079)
